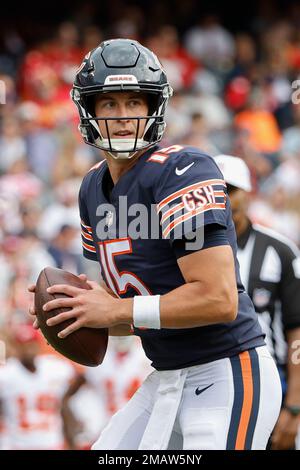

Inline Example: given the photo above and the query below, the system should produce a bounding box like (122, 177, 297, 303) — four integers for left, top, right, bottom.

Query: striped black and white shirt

(237, 221, 300, 367)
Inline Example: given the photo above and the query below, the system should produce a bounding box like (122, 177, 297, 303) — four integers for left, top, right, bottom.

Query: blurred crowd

(1, 1, 300, 449)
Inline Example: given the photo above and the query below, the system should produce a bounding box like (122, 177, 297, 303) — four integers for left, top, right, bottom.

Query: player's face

(95, 92, 149, 140)
(15, 340, 40, 362)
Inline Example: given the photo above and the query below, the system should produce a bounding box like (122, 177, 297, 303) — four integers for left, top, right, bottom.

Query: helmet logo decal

(104, 75, 138, 85)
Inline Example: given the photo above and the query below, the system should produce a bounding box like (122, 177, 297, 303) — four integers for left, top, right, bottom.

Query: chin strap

(106, 150, 138, 160)
(100, 138, 150, 160)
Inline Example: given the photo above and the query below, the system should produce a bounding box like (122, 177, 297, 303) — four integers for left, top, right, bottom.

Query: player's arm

(141, 148, 237, 327)
(280, 248, 300, 415)
(113, 244, 238, 329)
(160, 244, 238, 327)
(61, 374, 86, 449)
(271, 327, 300, 449)
(109, 324, 133, 336)
(270, 244, 300, 449)
(285, 327, 300, 409)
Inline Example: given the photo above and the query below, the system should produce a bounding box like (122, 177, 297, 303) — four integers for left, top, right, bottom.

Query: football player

(29, 39, 282, 450)
(61, 336, 153, 448)
(0, 324, 76, 449)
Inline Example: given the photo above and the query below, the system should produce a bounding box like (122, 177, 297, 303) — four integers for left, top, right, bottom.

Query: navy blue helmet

(71, 38, 173, 158)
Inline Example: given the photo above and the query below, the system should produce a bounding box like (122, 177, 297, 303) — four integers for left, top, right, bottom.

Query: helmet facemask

(72, 87, 171, 159)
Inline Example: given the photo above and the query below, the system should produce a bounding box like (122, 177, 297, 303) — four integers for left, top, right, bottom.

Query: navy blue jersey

(79, 145, 265, 370)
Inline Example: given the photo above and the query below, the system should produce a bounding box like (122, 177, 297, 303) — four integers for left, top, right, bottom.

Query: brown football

(35, 267, 108, 366)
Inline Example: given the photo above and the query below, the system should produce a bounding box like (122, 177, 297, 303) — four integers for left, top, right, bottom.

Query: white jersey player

(63, 336, 153, 448)
(86, 337, 153, 417)
(0, 325, 75, 450)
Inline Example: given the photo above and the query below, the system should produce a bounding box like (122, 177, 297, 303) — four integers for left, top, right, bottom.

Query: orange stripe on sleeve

(81, 230, 94, 241)
(157, 179, 226, 213)
(82, 241, 96, 253)
(162, 202, 225, 238)
(80, 220, 93, 234)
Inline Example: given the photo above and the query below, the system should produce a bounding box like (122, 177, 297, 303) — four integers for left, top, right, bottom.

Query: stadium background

(0, 0, 300, 449)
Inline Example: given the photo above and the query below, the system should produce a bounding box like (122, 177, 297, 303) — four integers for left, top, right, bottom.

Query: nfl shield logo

(105, 210, 114, 227)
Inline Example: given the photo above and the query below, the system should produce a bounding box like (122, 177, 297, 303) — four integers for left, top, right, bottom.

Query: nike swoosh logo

(195, 383, 214, 396)
(175, 162, 195, 176)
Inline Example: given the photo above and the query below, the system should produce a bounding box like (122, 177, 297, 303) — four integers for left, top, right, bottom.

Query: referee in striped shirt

(215, 154, 300, 450)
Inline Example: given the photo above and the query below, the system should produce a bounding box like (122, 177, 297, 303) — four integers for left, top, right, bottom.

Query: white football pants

(92, 346, 282, 450)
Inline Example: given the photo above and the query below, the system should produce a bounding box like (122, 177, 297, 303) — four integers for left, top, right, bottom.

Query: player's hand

(271, 408, 299, 449)
(42, 279, 130, 338)
(99, 280, 119, 298)
(27, 274, 89, 330)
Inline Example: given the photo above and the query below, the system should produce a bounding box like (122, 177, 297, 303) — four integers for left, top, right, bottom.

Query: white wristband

(133, 295, 161, 329)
